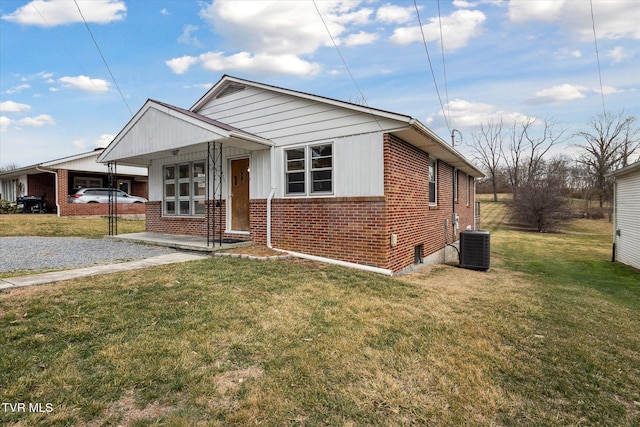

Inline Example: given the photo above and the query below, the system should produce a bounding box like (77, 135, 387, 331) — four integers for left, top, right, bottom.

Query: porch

(108, 231, 252, 252)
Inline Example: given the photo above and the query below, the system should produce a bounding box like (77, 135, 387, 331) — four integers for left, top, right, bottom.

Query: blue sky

(1, 0, 638, 168)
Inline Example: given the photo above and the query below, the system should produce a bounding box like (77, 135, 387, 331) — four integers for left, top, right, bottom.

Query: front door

(230, 158, 250, 231)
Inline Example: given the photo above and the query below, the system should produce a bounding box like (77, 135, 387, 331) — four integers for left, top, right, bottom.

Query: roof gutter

(409, 119, 485, 178)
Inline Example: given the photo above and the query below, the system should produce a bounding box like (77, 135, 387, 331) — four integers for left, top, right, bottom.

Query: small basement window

(414, 244, 424, 265)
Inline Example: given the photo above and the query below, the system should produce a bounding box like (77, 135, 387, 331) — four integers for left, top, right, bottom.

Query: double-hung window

(429, 158, 437, 205)
(285, 143, 333, 196)
(164, 161, 206, 216)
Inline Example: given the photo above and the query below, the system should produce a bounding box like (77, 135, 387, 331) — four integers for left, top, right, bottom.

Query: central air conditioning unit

(459, 230, 490, 271)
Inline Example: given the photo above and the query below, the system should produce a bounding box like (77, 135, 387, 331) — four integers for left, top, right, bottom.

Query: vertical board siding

(616, 172, 640, 269)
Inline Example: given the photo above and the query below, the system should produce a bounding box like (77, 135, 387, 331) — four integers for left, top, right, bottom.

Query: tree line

(468, 110, 640, 232)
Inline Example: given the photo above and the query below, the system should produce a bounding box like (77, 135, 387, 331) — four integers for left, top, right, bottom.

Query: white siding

(616, 171, 640, 269)
(196, 86, 404, 146)
(273, 132, 384, 198)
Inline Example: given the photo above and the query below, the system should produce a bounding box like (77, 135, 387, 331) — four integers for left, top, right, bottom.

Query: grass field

(1, 207, 639, 426)
(0, 214, 145, 238)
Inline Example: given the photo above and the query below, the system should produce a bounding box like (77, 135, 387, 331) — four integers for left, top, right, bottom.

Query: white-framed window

(466, 174, 471, 206)
(73, 176, 103, 188)
(285, 143, 333, 196)
(164, 161, 206, 216)
(429, 158, 437, 205)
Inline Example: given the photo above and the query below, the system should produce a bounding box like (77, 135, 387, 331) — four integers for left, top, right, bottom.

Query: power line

(414, 0, 451, 133)
(589, 0, 607, 117)
(312, 0, 385, 132)
(436, 0, 452, 129)
(30, 2, 103, 94)
(73, 0, 133, 116)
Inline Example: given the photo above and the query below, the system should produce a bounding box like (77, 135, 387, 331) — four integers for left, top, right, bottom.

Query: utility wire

(312, 0, 385, 132)
(589, 0, 607, 117)
(414, 0, 451, 132)
(73, 0, 133, 116)
(30, 2, 103, 93)
(436, 0, 452, 129)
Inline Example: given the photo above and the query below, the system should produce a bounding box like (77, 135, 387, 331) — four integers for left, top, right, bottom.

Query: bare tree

(575, 110, 640, 207)
(509, 156, 572, 232)
(0, 162, 19, 172)
(468, 118, 505, 202)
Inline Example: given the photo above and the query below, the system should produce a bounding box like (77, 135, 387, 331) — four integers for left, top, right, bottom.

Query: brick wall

(27, 173, 56, 210)
(383, 133, 464, 272)
(145, 200, 250, 241)
(267, 197, 387, 267)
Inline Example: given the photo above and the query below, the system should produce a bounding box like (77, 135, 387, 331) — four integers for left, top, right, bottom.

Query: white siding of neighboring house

(195, 86, 404, 147)
(615, 170, 640, 269)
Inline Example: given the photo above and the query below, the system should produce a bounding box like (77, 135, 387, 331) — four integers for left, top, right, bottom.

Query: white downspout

(266, 146, 276, 249)
(36, 167, 60, 217)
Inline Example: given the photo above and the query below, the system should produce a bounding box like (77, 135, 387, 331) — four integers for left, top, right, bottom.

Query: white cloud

(198, 51, 321, 76)
(526, 84, 589, 104)
(94, 134, 114, 148)
(596, 85, 634, 95)
(0, 116, 12, 132)
(178, 24, 201, 46)
(17, 114, 55, 127)
(428, 99, 531, 129)
(607, 46, 629, 63)
(160, 8, 170, 16)
(508, 0, 565, 23)
(390, 9, 486, 50)
(59, 75, 110, 93)
(0, 101, 31, 113)
(343, 31, 379, 46)
(73, 138, 88, 149)
(1, 0, 126, 26)
(376, 4, 415, 24)
(508, 0, 640, 40)
(4, 84, 31, 95)
(165, 56, 199, 75)
(571, 50, 582, 58)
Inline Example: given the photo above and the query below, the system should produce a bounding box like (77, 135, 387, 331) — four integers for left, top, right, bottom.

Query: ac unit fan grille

(460, 230, 490, 270)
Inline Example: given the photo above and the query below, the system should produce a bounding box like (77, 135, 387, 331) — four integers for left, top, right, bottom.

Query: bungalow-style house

(0, 148, 148, 216)
(99, 75, 483, 274)
(607, 161, 640, 270)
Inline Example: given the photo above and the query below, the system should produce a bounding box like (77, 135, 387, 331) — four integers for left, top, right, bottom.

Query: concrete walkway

(0, 252, 209, 290)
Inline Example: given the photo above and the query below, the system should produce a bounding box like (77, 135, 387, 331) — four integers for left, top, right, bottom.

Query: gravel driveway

(0, 237, 180, 274)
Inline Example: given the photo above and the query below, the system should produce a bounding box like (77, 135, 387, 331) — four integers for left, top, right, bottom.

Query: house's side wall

(456, 171, 476, 233)
(384, 134, 459, 272)
(615, 171, 640, 269)
(258, 197, 387, 267)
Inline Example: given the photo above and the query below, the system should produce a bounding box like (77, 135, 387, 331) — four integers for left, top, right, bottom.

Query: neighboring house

(607, 161, 640, 270)
(0, 149, 148, 216)
(98, 75, 484, 274)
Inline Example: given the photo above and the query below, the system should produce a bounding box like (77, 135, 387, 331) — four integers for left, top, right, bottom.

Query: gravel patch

(0, 237, 181, 274)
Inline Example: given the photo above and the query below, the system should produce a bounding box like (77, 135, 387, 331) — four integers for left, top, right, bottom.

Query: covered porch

(98, 99, 273, 246)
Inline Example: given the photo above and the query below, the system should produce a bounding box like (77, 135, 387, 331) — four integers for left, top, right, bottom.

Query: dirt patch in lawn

(222, 244, 283, 257)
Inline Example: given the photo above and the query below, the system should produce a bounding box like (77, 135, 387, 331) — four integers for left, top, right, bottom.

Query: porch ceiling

(98, 99, 273, 166)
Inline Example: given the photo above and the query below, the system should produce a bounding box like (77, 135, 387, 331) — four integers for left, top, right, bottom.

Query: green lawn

(1, 209, 639, 426)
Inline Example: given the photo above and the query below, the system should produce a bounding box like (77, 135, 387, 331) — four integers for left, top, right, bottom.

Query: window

(285, 143, 333, 196)
(164, 161, 206, 216)
(429, 158, 437, 205)
(286, 148, 306, 195)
